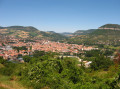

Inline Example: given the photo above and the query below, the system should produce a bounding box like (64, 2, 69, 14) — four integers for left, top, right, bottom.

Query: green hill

(99, 24, 120, 30)
(66, 24, 120, 46)
(0, 26, 67, 41)
(73, 29, 96, 35)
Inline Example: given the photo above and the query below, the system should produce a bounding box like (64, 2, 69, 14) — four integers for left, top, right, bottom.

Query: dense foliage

(13, 46, 28, 52)
(0, 50, 120, 89)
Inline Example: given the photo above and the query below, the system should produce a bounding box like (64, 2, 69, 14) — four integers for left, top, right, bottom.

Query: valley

(0, 24, 120, 89)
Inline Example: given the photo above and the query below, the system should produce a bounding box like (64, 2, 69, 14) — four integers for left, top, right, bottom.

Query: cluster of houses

(0, 37, 96, 65)
(32, 41, 96, 53)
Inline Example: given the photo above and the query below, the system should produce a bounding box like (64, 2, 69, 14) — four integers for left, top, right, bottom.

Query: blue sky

(0, 0, 120, 32)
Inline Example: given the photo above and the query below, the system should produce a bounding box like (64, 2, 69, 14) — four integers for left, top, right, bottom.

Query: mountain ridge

(99, 24, 120, 30)
(66, 24, 120, 46)
(0, 26, 67, 41)
(1, 24, 120, 45)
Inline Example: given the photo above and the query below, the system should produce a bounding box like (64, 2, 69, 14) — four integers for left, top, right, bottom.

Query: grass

(0, 86, 8, 89)
(0, 75, 27, 89)
(104, 45, 120, 50)
(0, 64, 4, 68)
(89, 65, 118, 79)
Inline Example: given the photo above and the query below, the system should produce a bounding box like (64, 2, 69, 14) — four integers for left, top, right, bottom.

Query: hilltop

(0, 26, 67, 41)
(99, 24, 120, 30)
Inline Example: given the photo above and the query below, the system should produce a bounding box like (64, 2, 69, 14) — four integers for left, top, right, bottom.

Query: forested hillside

(0, 26, 67, 41)
(66, 24, 120, 46)
(73, 29, 96, 35)
(99, 24, 120, 29)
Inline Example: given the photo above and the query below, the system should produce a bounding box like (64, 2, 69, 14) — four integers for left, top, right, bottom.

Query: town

(0, 35, 97, 62)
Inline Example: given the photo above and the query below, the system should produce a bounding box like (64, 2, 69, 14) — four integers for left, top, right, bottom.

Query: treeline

(0, 50, 120, 89)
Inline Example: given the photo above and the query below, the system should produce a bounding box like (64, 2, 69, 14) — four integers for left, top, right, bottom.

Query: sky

(0, 0, 120, 32)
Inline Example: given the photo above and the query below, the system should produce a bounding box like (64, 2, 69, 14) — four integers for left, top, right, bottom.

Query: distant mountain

(0, 26, 67, 41)
(66, 24, 120, 46)
(0, 26, 3, 29)
(73, 29, 96, 35)
(60, 32, 73, 36)
(47, 31, 56, 33)
(1, 24, 120, 45)
(59, 29, 96, 36)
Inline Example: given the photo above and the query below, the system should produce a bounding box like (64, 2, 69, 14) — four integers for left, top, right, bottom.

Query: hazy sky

(0, 0, 120, 32)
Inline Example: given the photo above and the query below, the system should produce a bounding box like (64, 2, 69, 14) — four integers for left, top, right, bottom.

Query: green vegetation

(90, 54, 113, 70)
(5, 26, 38, 32)
(0, 50, 120, 89)
(65, 24, 120, 46)
(0, 26, 67, 41)
(67, 29, 120, 46)
(0, 57, 26, 89)
(13, 46, 28, 52)
(100, 24, 120, 29)
(1, 24, 120, 88)
(73, 29, 96, 35)
(40, 31, 68, 41)
(1, 24, 120, 45)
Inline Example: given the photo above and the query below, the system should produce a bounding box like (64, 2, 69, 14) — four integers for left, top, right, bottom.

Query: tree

(23, 55, 31, 62)
(33, 50, 45, 58)
(0, 57, 6, 64)
(90, 55, 113, 70)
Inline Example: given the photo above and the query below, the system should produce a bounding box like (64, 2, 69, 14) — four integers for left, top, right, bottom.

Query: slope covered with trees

(0, 50, 120, 89)
(67, 24, 120, 46)
(0, 26, 67, 41)
(99, 24, 120, 29)
(73, 29, 96, 35)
